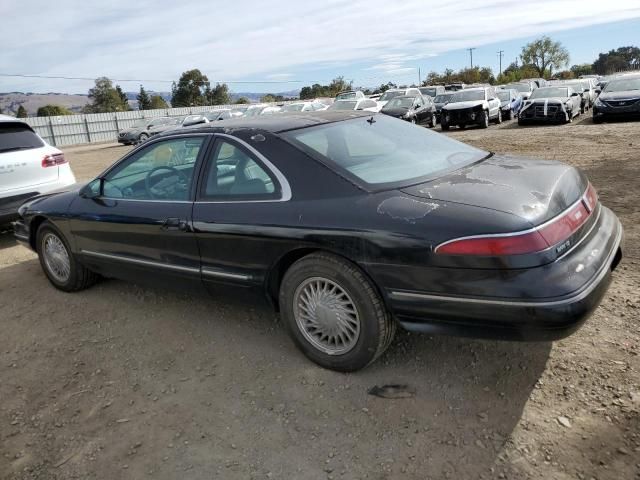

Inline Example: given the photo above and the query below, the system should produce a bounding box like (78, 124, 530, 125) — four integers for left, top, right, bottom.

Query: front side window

(201, 140, 277, 200)
(283, 115, 487, 188)
(103, 137, 204, 200)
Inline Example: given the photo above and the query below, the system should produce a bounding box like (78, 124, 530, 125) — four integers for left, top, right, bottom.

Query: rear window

(0, 124, 45, 153)
(282, 115, 487, 188)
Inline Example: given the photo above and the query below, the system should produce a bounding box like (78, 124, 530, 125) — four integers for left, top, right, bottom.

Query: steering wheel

(145, 166, 189, 199)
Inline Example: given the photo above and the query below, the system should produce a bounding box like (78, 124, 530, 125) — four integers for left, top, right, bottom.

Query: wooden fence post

(84, 117, 92, 143)
(48, 118, 57, 146)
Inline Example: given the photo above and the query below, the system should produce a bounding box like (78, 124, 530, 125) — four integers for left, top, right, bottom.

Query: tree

(115, 85, 130, 110)
(592, 46, 640, 74)
(205, 83, 231, 105)
(234, 97, 250, 104)
(149, 95, 169, 109)
(570, 63, 593, 77)
(137, 85, 152, 110)
(16, 105, 27, 118)
(520, 36, 569, 78)
(171, 69, 210, 107)
(299, 76, 353, 99)
(85, 77, 129, 113)
(37, 104, 73, 116)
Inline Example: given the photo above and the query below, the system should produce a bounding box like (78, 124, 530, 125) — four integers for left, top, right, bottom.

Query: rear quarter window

(0, 123, 45, 153)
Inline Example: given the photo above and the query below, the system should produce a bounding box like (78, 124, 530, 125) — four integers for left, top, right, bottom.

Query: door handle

(162, 218, 189, 231)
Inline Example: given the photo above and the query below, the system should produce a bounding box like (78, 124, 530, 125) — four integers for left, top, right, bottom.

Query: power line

(0, 72, 318, 84)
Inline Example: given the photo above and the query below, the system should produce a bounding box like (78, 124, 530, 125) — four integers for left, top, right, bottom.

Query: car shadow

(0, 262, 551, 479)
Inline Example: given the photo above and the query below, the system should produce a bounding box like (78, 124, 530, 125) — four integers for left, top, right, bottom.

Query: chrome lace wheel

(293, 277, 360, 355)
(42, 233, 70, 283)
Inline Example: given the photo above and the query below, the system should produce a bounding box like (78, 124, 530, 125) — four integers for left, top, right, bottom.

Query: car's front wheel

(480, 110, 489, 128)
(37, 221, 99, 292)
(138, 133, 149, 144)
(495, 109, 502, 124)
(279, 253, 395, 372)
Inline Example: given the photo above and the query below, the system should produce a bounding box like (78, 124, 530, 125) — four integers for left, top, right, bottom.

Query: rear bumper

(384, 207, 623, 341)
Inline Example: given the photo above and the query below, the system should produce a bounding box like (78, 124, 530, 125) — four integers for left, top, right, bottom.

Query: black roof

(165, 110, 372, 137)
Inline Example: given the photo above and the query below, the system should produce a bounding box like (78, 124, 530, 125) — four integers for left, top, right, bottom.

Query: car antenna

(367, 116, 376, 124)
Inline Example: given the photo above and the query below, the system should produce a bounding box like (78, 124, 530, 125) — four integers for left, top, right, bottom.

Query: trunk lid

(401, 154, 588, 226)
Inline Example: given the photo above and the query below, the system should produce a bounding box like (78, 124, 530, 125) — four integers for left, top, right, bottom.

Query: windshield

(433, 94, 453, 103)
(244, 106, 265, 117)
(504, 83, 531, 93)
(328, 101, 357, 111)
(451, 90, 485, 102)
(336, 92, 357, 101)
(604, 77, 640, 92)
(282, 115, 487, 187)
(132, 119, 148, 128)
(419, 87, 437, 97)
(0, 124, 45, 153)
(282, 104, 306, 112)
(385, 97, 415, 109)
(379, 91, 404, 102)
(149, 117, 168, 126)
(529, 87, 569, 99)
(497, 91, 511, 101)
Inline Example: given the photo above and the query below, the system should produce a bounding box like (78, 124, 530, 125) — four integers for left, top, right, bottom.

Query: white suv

(0, 115, 76, 225)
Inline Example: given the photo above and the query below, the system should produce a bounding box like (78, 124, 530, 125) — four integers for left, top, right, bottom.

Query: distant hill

(0, 89, 301, 116)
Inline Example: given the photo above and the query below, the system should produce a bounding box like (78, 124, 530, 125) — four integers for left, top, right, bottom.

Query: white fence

(23, 103, 263, 147)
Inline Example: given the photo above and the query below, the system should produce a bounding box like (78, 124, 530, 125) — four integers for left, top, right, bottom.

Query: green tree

(149, 95, 169, 109)
(37, 104, 73, 116)
(115, 85, 130, 110)
(570, 63, 593, 77)
(205, 83, 231, 105)
(592, 46, 640, 74)
(171, 69, 210, 107)
(520, 36, 569, 78)
(16, 105, 27, 118)
(137, 85, 152, 110)
(234, 97, 250, 104)
(299, 76, 352, 99)
(85, 77, 129, 113)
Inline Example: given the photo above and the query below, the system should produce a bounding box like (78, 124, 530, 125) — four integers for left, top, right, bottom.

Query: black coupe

(14, 112, 623, 371)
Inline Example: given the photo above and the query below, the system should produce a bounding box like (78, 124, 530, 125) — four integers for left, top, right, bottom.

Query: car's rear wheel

(279, 253, 395, 372)
(37, 221, 98, 292)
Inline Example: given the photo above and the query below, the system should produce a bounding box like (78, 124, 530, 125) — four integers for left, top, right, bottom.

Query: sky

(1, 0, 640, 95)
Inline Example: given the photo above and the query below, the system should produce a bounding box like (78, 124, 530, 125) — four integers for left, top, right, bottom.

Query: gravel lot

(1, 116, 639, 480)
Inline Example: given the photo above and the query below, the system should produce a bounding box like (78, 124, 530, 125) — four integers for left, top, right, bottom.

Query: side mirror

(80, 178, 103, 199)
(571, 92, 579, 97)
(595, 89, 601, 94)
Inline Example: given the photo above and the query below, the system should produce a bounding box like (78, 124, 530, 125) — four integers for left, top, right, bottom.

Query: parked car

(518, 86, 582, 125)
(204, 110, 233, 122)
(496, 89, 523, 120)
(13, 112, 623, 372)
(243, 104, 270, 117)
(327, 98, 378, 112)
(0, 115, 76, 225)
(117, 117, 173, 145)
(432, 93, 455, 122)
(562, 80, 594, 113)
(260, 106, 282, 115)
(440, 87, 502, 130)
(445, 83, 466, 91)
(380, 95, 437, 127)
(375, 88, 422, 111)
(148, 115, 206, 137)
(419, 85, 446, 99)
(501, 82, 536, 100)
(593, 75, 640, 123)
(335, 91, 366, 102)
(523, 78, 548, 88)
(281, 101, 328, 112)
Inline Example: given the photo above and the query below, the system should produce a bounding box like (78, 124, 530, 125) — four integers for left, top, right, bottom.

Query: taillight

(42, 153, 67, 168)
(435, 183, 598, 256)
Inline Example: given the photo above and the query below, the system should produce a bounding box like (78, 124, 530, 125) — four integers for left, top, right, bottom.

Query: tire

(581, 104, 585, 114)
(518, 118, 525, 126)
(429, 113, 436, 128)
(495, 109, 502, 124)
(566, 109, 573, 124)
(36, 221, 99, 292)
(593, 116, 604, 124)
(279, 253, 396, 372)
(410, 117, 416, 124)
(459, 124, 466, 130)
(138, 133, 148, 143)
(441, 122, 450, 131)
(505, 109, 512, 121)
(480, 110, 489, 128)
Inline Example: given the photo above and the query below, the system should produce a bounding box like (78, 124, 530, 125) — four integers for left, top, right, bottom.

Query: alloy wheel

(42, 233, 71, 283)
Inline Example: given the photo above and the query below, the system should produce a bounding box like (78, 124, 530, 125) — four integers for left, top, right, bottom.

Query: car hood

(600, 90, 640, 101)
(119, 127, 142, 135)
(148, 124, 177, 134)
(400, 154, 588, 226)
(443, 100, 485, 110)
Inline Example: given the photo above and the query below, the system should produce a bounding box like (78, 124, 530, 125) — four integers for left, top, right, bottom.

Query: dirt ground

(1, 116, 639, 480)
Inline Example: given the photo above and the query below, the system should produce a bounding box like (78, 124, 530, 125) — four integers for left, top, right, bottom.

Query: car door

(192, 134, 290, 290)
(70, 135, 209, 286)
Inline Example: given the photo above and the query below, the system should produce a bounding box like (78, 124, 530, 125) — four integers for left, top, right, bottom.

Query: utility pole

(497, 50, 504, 76)
(467, 48, 476, 69)
(418, 67, 421, 86)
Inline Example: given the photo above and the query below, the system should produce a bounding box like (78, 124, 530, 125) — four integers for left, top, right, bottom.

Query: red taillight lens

(42, 153, 67, 168)
(435, 183, 598, 256)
